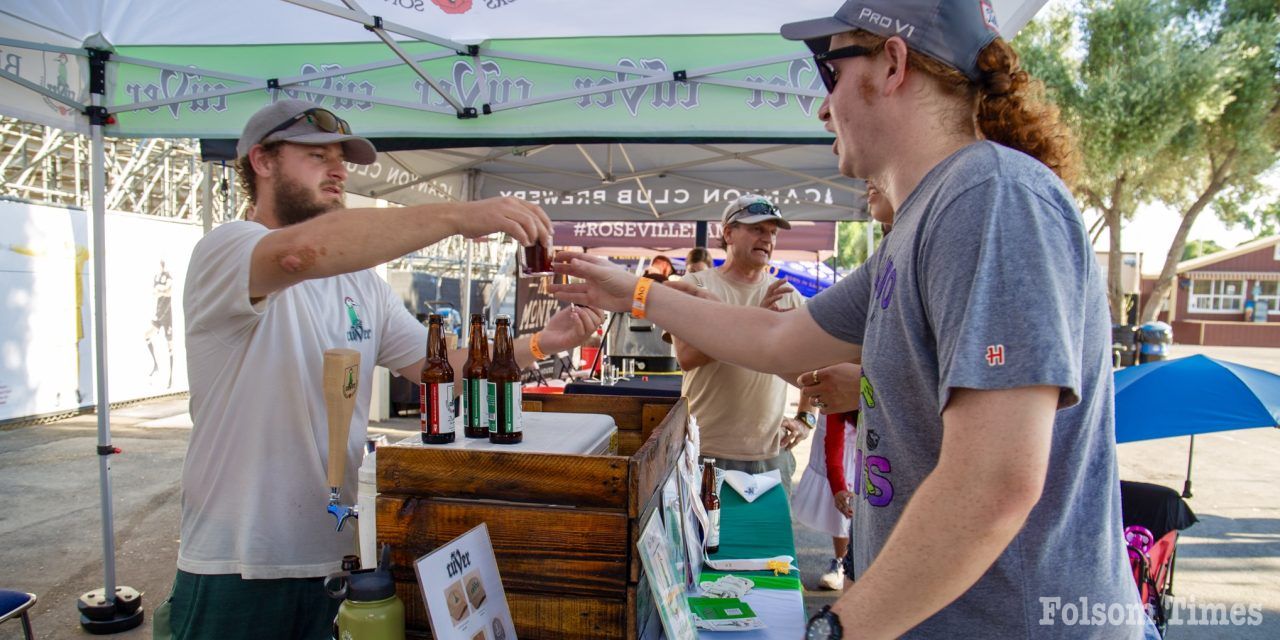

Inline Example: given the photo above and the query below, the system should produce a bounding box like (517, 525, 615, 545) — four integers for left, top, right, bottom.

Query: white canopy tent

(0, 0, 1048, 629)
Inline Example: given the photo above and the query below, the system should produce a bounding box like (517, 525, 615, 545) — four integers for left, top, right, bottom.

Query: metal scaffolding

(0, 114, 512, 283)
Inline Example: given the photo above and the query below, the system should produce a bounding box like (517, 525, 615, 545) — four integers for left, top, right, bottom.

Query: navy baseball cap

(780, 0, 1002, 82)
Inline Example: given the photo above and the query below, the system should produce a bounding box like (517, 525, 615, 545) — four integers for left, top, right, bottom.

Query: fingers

(577, 305, 605, 327)
(520, 199, 554, 246)
(506, 199, 543, 247)
(766, 279, 793, 294)
(571, 305, 599, 335)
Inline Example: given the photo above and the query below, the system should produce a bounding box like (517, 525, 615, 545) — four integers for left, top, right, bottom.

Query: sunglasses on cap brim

(259, 107, 352, 143)
(813, 44, 876, 93)
(726, 201, 780, 223)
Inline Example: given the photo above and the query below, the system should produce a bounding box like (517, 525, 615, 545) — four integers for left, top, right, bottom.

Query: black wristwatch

(806, 605, 842, 639)
(795, 411, 817, 430)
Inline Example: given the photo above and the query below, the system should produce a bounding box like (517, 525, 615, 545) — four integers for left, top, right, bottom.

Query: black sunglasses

(260, 107, 352, 143)
(726, 201, 780, 224)
(813, 44, 876, 93)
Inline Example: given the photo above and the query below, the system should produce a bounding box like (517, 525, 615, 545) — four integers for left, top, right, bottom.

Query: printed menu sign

(414, 524, 517, 640)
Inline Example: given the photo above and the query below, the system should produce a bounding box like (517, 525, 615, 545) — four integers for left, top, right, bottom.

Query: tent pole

(201, 161, 214, 235)
(865, 219, 874, 263)
(1182, 435, 1195, 499)
(461, 170, 479, 329)
(78, 50, 144, 633)
(91, 91, 117, 611)
(695, 221, 707, 249)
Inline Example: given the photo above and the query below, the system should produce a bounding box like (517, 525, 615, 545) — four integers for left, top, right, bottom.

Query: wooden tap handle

(323, 348, 361, 491)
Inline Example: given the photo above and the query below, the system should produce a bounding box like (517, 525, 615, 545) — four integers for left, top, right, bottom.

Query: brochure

(637, 509, 698, 640)
(414, 523, 517, 640)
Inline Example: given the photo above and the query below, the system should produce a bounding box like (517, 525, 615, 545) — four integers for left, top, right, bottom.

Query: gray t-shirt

(809, 142, 1143, 638)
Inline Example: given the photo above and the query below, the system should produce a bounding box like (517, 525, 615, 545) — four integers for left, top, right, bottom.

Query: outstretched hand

(549, 252, 640, 313)
(539, 305, 605, 353)
(453, 197, 553, 248)
(760, 279, 796, 311)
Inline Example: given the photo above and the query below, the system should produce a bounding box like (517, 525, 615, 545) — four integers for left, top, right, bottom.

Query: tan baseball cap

(235, 99, 377, 165)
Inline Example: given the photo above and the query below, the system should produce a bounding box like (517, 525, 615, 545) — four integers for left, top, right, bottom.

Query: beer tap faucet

(323, 348, 361, 532)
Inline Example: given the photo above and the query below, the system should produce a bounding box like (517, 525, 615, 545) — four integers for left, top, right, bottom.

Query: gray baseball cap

(780, 0, 1002, 82)
(235, 99, 377, 164)
(721, 194, 791, 229)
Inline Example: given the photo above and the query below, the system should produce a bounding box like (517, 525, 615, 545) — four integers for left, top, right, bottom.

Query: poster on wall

(102, 211, 201, 403)
(0, 201, 91, 421)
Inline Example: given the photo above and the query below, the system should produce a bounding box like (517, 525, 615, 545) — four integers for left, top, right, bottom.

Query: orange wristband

(631, 277, 653, 319)
(530, 331, 548, 360)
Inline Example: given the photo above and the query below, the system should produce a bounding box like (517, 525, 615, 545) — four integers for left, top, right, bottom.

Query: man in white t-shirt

(164, 99, 602, 640)
(672, 195, 817, 494)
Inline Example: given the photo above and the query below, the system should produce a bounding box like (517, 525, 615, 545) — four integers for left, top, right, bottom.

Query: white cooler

(357, 411, 618, 566)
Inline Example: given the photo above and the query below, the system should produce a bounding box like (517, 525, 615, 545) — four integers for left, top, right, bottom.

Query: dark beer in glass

(521, 240, 554, 276)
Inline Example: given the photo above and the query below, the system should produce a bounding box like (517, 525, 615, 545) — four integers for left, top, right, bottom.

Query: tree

(1140, 0, 1280, 322)
(828, 220, 881, 270)
(1016, 0, 1238, 323)
(1181, 239, 1225, 260)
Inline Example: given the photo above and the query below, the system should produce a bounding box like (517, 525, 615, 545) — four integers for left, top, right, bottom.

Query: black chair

(0, 589, 37, 639)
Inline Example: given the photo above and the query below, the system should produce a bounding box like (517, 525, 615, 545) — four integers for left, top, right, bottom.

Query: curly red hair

(846, 32, 1079, 187)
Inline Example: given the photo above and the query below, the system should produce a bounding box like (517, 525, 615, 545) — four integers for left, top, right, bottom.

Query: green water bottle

(328, 545, 405, 640)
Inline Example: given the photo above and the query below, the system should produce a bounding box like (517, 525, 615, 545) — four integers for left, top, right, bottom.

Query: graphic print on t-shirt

(344, 296, 373, 342)
(873, 257, 897, 310)
(852, 374, 894, 508)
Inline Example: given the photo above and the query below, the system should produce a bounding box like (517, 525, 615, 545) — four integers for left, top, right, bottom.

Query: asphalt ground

(1, 345, 1276, 639)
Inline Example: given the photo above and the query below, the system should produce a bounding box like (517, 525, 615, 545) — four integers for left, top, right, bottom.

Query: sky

(1091, 205, 1261, 275)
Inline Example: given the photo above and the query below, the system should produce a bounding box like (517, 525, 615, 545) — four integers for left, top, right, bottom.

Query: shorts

(156, 570, 340, 640)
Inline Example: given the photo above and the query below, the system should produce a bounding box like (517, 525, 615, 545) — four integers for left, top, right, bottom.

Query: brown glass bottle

(420, 314, 456, 444)
(488, 315, 523, 444)
(701, 458, 721, 554)
(462, 314, 491, 439)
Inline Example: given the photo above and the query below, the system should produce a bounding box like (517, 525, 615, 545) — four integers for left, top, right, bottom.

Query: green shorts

(156, 570, 341, 640)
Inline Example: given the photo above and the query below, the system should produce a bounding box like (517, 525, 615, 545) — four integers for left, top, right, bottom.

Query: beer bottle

(462, 314, 491, 439)
(701, 458, 721, 554)
(420, 314, 455, 444)
(488, 315, 523, 445)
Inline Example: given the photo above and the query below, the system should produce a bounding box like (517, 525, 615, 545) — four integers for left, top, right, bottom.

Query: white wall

(0, 201, 202, 421)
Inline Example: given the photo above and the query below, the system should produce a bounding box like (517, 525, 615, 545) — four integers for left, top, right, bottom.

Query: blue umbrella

(1114, 354, 1280, 496)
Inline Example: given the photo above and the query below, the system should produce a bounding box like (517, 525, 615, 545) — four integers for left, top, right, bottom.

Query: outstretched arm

(250, 197, 552, 300)
(551, 253, 858, 375)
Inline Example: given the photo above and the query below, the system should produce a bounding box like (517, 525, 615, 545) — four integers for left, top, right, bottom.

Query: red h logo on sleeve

(985, 345, 1005, 367)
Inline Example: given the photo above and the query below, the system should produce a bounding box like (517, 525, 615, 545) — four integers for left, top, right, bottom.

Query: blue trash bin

(1138, 322, 1173, 363)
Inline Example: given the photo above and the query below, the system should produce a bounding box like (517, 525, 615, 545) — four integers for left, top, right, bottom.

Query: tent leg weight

(78, 586, 144, 634)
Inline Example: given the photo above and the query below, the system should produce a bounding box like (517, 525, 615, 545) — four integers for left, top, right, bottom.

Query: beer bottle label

(486, 381, 497, 428)
(421, 382, 455, 434)
(492, 382, 523, 434)
(463, 378, 489, 429)
(706, 507, 721, 549)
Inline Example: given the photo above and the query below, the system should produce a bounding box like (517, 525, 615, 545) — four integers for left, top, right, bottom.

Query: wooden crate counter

(377, 392, 685, 639)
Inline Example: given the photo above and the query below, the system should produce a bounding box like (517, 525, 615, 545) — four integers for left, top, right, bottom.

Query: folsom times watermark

(1039, 596, 1264, 627)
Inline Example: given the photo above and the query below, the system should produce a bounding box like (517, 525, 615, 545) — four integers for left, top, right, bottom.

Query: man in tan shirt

(672, 194, 816, 492)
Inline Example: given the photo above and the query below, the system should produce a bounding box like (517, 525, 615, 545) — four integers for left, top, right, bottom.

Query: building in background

(1140, 236, 1280, 347)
